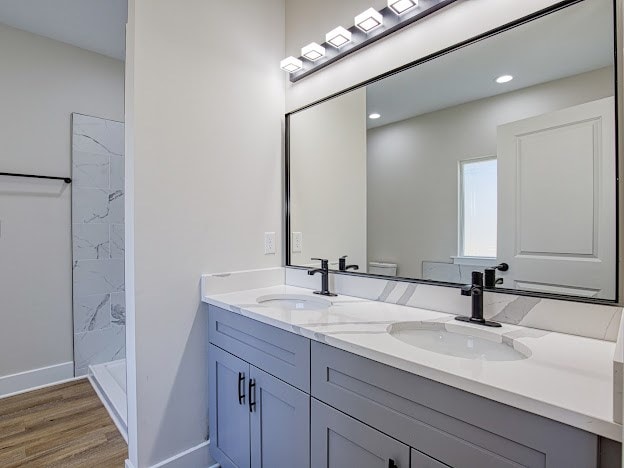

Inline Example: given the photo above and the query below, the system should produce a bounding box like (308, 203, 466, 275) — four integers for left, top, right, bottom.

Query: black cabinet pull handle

(249, 378, 256, 412)
(388, 459, 397, 468)
(238, 372, 245, 405)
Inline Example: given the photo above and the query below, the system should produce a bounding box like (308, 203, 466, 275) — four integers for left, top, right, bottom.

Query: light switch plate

(264, 232, 276, 255)
(292, 232, 303, 253)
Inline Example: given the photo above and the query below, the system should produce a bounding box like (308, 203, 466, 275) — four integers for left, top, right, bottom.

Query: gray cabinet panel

(250, 366, 310, 468)
(208, 305, 310, 391)
(311, 398, 410, 468)
(311, 341, 598, 468)
(411, 449, 449, 468)
(208, 344, 250, 468)
(599, 437, 622, 468)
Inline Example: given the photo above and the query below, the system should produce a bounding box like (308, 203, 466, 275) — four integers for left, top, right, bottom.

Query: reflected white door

(497, 97, 616, 299)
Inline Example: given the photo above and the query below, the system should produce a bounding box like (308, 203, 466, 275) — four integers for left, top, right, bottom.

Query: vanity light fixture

(326, 26, 352, 49)
(302, 42, 326, 61)
(283, 0, 458, 82)
(280, 56, 303, 73)
(495, 74, 514, 84)
(388, 0, 419, 15)
(355, 8, 384, 33)
(369, 113, 381, 119)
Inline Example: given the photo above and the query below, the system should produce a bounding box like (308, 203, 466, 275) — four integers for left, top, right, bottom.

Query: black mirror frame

(285, 0, 621, 306)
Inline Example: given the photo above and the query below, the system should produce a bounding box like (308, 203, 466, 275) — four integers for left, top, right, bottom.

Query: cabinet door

(250, 366, 310, 468)
(311, 398, 409, 468)
(208, 344, 250, 468)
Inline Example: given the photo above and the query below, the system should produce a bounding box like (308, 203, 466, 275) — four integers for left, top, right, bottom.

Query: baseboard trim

(124, 441, 217, 468)
(150, 440, 213, 468)
(0, 362, 76, 399)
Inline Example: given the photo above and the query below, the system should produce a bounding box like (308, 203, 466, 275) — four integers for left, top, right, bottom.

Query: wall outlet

(292, 232, 303, 253)
(264, 232, 276, 255)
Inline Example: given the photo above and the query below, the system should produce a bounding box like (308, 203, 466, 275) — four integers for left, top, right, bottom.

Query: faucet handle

(484, 268, 505, 288)
(471, 271, 483, 287)
(311, 258, 329, 269)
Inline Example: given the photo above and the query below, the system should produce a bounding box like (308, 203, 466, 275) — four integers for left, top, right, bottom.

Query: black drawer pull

(249, 378, 256, 412)
(388, 459, 397, 468)
(238, 372, 245, 405)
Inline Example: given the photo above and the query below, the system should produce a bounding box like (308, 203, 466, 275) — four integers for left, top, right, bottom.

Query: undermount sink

(256, 294, 332, 311)
(387, 322, 531, 361)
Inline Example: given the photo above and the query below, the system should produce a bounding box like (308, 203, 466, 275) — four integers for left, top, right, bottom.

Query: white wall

(367, 67, 614, 279)
(285, 0, 568, 110)
(0, 24, 124, 383)
(290, 88, 367, 270)
(125, 0, 284, 466)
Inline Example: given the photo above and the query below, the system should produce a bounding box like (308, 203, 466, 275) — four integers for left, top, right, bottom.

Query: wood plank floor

(0, 379, 127, 467)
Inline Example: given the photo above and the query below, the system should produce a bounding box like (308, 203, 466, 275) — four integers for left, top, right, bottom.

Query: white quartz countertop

(202, 284, 621, 441)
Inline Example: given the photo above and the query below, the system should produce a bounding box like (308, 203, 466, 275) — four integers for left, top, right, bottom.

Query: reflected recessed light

(302, 42, 325, 62)
(355, 8, 383, 33)
(388, 0, 418, 15)
(280, 56, 303, 73)
(369, 113, 381, 119)
(326, 26, 352, 49)
(495, 75, 514, 84)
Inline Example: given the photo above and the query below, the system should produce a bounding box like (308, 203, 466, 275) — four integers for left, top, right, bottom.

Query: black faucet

(455, 271, 501, 327)
(308, 258, 337, 296)
(338, 255, 359, 272)
(484, 263, 508, 288)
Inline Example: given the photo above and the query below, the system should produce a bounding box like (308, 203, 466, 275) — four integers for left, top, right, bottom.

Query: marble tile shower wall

(71, 113, 125, 376)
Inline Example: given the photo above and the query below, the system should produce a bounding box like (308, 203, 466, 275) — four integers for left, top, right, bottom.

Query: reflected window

(460, 158, 497, 258)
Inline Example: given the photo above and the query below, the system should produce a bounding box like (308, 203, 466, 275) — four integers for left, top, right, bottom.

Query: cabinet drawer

(311, 341, 598, 468)
(311, 398, 410, 468)
(208, 305, 310, 392)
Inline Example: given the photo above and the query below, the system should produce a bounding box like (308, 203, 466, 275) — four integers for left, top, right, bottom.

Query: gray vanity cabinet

(208, 344, 251, 468)
(411, 449, 449, 468)
(208, 344, 310, 468)
(250, 366, 310, 468)
(208, 306, 311, 468)
(311, 398, 411, 468)
(208, 305, 310, 392)
(311, 341, 600, 468)
(208, 306, 619, 468)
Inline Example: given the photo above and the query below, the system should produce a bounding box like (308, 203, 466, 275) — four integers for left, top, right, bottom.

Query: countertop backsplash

(200, 266, 621, 342)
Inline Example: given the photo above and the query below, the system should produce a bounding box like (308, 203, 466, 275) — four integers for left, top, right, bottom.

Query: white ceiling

(366, 0, 614, 128)
(0, 0, 127, 60)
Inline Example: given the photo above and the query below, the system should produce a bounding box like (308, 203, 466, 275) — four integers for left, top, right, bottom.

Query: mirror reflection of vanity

(286, 0, 619, 302)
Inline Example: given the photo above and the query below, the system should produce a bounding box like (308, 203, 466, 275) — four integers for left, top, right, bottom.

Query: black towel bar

(0, 172, 72, 183)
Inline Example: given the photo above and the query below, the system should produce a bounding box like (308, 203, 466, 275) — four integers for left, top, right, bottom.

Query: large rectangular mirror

(286, 0, 619, 301)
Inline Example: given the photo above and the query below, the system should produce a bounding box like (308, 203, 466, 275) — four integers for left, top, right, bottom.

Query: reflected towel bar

(0, 172, 72, 184)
